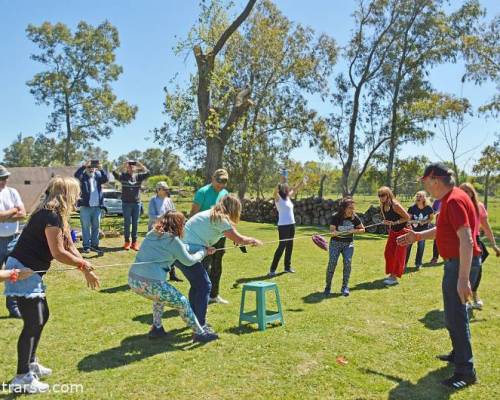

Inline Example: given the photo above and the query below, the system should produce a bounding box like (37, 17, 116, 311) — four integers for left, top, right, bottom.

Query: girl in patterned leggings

(324, 198, 365, 297)
(128, 211, 218, 343)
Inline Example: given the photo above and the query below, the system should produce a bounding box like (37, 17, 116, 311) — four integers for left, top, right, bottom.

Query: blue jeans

(1, 235, 20, 312)
(405, 240, 425, 267)
(442, 256, 480, 375)
(326, 240, 354, 289)
(174, 260, 211, 327)
(122, 202, 141, 242)
(79, 206, 102, 249)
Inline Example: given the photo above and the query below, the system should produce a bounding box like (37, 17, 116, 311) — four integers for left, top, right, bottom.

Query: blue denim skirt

(3, 257, 46, 298)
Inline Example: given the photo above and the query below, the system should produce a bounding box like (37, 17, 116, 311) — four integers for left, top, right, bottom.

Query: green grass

(1, 202, 499, 399)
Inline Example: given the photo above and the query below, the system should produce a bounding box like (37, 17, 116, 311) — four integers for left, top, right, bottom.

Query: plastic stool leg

(275, 286, 284, 326)
(256, 288, 266, 331)
(239, 287, 247, 326)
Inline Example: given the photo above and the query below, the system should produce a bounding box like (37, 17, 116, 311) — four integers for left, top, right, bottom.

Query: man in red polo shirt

(397, 163, 481, 390)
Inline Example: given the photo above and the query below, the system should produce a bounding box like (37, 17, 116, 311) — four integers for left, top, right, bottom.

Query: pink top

(473, 202, 487, 238)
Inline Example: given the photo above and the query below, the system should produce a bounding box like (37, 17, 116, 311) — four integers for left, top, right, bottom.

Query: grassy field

(0, 196, 499, 399)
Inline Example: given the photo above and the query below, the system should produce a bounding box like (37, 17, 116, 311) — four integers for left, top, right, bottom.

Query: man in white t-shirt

(0, 165, 26, 318)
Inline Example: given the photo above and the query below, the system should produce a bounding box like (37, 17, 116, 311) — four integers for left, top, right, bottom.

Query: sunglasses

(0, 176, 8, 181)
(216, 178, 228, 184)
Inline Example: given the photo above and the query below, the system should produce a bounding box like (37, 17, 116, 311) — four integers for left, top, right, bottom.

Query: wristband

(77, 260, 87, 271)
(9, 270, 19, 283)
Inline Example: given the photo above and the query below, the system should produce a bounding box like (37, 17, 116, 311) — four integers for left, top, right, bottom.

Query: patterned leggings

(325, 240, 354, 289)
(128, 274, 204, 334)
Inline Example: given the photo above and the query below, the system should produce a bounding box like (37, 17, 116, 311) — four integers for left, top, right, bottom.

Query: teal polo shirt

(193, 184, 229, 212)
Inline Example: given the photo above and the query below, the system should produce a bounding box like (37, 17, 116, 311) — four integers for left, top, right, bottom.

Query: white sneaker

(472, 299, 483, 310)
(209, 295, 229, 304)
(30, 361, 52, 378)
(385, 277, 399, 286)
(10, 371, 50, 394)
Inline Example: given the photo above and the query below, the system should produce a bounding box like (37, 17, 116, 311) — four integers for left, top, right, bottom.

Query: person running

(74, 160, 108, 254)
(177, 195, 262, 332)
(148, 181, 181, 282)
(112, 160, 150, 251)
(429, 198, 442, 264)
(189, 169, 229, 304)
(459, 182, 500, 309)
(128, 211, 218, 342)
(405, 191, 434, 272)
(377, 186, 410, 286)
(268, 177, 307, 277)
(3, 176, 100, 394)
(397, 163, 481, 390)
(324, 197, 365, 297)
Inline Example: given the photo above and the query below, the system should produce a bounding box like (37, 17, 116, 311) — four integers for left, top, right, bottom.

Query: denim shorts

(3, 257, 46, 298)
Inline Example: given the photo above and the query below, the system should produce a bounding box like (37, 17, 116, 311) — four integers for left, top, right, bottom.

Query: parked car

(102, 189, 123, 216)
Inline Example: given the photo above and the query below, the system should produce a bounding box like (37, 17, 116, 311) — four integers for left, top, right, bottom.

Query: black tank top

(382, 203, 406, 232)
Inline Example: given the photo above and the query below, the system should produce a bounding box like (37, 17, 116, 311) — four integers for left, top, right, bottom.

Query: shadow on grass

(224, 322, 284, 336)
(77, 330, 200, 372)
(100, 284, 130, 294)
(361, 366, 455, 399)
(419, 309, 445, 330)
(231, 272, 286, 288)
(350, 278, 388, 292)
(422, 261, 444, 268)
(302, 291, 342, 304)
(132, 310, 178, 325)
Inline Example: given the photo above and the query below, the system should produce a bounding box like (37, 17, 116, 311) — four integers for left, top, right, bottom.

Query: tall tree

(155, 0, 257, 182)
(382, 0, 482, 187)
(26, 21, 137, 165)
(473, 139, 500, 208)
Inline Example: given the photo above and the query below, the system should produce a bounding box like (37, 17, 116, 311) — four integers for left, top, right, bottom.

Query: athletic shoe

(148, 325, 167, 339)
(209, 295, 229, 304)
(323, 287, 331, 297)
(284, 268, 296, 273)
(193, 331, 219, 343)
(384, 277, 399, 286)
(268, 271, 276, 278)
(430, 258, 438, 264)
(471, 299, 483, 310)
(341, 287, 350, 297)
(82, 248, 91, 254)
(124, 241, 131, 250)
(202, 324, 216, 334)
(130, 242, 140, 251)
(440, 373, 477, 390)
(10, 372, 50, 394)
(415, 264, 422, 271)
(436, 353, 454, 363)
(29, 361, 52, 378)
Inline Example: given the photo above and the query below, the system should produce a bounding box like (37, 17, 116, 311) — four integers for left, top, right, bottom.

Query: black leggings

(270, 224, 295, 272)
(202, 237, 226, 298)
(473, 236, 489, 292)
(16, 297, 50, 374)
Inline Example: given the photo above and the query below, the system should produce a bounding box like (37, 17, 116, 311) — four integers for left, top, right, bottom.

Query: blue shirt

(148, 196, 176, 230)
(183, 210, 233, 247)
(129, 231, 206, 281)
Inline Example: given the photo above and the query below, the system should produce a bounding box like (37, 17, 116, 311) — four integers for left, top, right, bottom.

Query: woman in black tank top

(378, 186, 410, 285)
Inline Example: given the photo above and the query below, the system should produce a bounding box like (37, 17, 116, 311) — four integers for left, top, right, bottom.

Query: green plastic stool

(239, 281, 284, 331)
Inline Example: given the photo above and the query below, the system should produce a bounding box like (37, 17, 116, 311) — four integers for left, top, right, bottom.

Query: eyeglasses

(216, 178, 228, 184)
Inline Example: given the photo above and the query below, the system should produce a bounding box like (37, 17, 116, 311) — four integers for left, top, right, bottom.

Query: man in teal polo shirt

(190, 169, 230, 304)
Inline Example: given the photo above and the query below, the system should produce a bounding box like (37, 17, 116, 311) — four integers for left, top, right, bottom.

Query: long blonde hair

(459, 182, 480, 214)
(32, 176, 81, 233)
(210, 194, 241, 225)
(377, 186, 395, 206)
(414, 190, 431, 207)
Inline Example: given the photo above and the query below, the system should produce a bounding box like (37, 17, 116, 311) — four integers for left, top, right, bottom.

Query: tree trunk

(483, 171, 490, 209)
(318, 174, 327, 199)
(64, 92, 72, 166)
(205, 138, 224, 183)
(341, 85, 363, 196)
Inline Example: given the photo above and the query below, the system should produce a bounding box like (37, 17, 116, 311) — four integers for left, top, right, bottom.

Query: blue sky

(0, 0, 498, 171)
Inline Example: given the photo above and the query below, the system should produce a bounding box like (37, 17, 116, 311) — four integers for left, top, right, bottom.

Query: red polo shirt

(436, 187, 481, 258)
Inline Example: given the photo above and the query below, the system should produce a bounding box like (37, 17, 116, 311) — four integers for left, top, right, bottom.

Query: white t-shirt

(275, 196, 295, 226)
(88, 175, 100, 207)
(0, 187, 23, 237)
